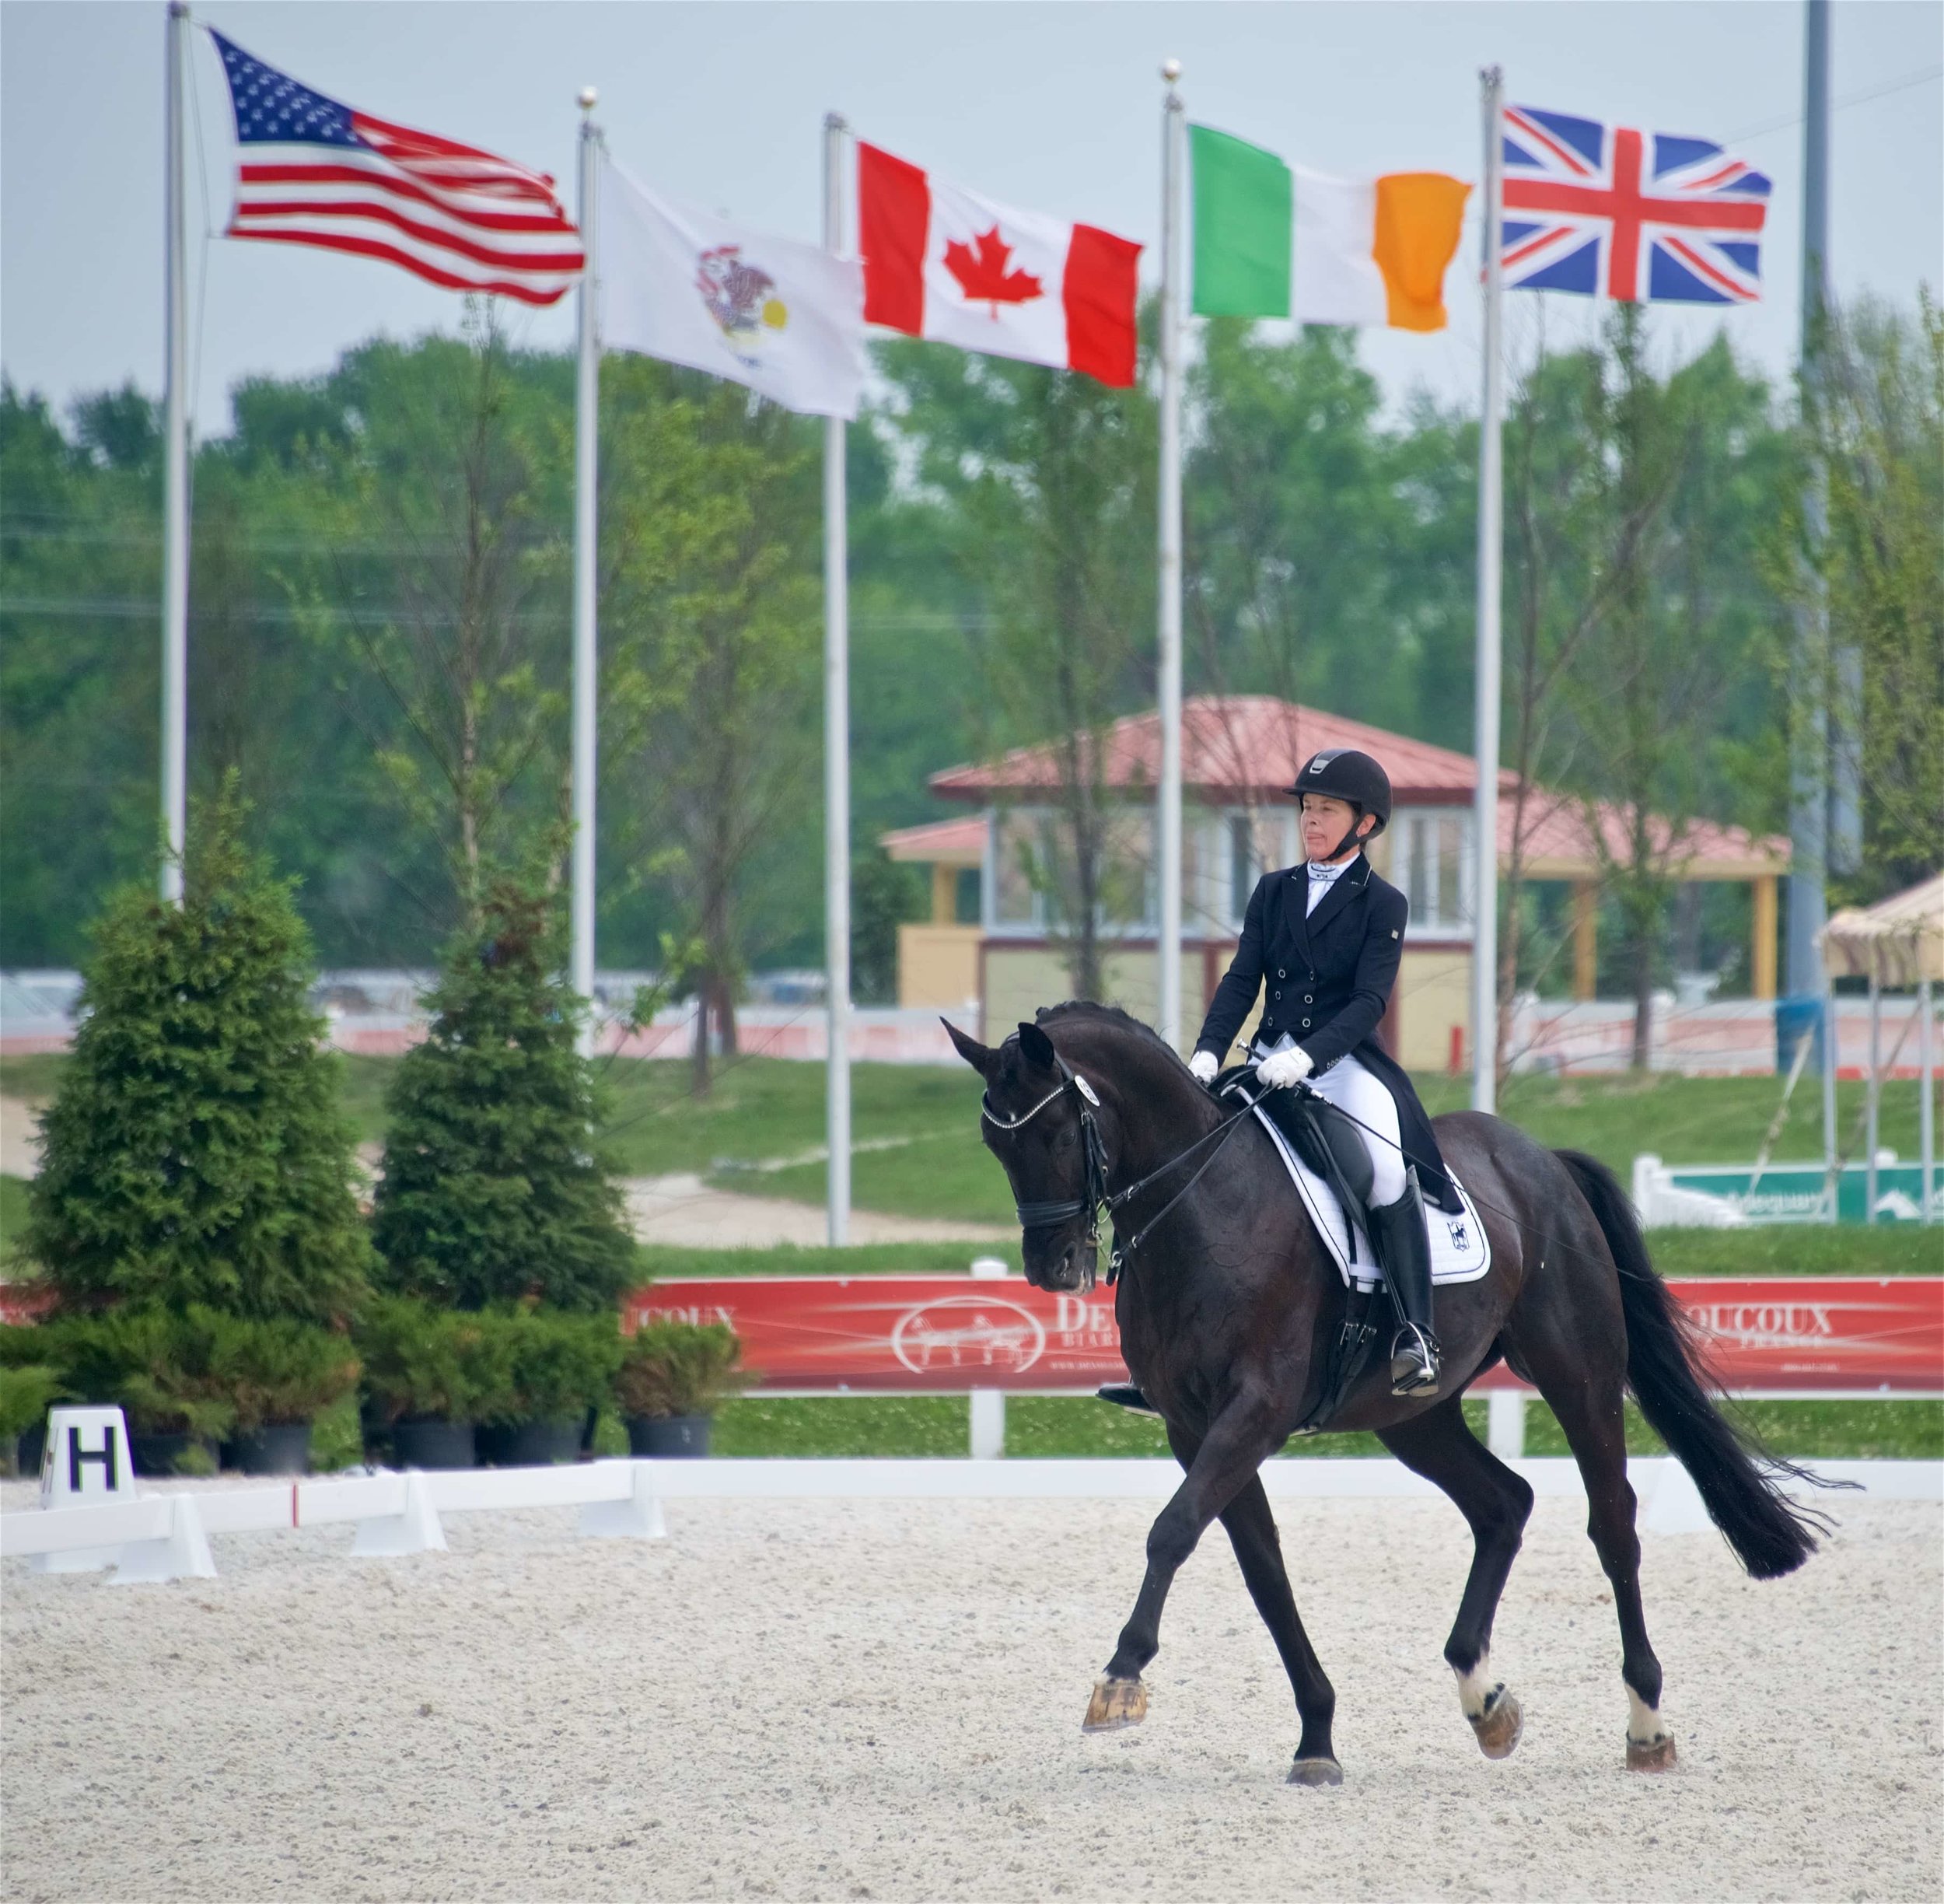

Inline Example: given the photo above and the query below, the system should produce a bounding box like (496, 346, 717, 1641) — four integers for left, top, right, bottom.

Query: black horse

(947, 1003, 1822, 1785)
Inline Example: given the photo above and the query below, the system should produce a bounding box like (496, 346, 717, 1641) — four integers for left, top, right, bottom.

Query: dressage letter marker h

(36, 1405, 142, 1574)
(68, 1423, 117, 1493)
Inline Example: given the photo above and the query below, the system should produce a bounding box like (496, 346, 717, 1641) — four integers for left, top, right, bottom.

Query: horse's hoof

(1288, 1755, 1344, 1788)
(1467, 1685, 1523, 1760)
(1082, 1676, 1148, 1733)
(1626, 1731, 1677, 1773)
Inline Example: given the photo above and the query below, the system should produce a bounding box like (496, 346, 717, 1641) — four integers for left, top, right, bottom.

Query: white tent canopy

(1818, 871, 1940, 1227)
(1820, 873, 1944, 987)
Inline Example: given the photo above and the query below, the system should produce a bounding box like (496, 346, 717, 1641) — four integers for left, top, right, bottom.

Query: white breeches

(1259, 1049, 1407, 1207)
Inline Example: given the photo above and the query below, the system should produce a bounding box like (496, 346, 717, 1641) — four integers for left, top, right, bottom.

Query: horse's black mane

(1033, 999, 1184, 1061)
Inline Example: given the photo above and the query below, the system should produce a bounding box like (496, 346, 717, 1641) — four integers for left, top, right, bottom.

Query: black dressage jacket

(1193, 852, 1460, 1213)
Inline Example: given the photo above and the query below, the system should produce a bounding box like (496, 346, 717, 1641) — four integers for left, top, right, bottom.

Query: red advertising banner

(627, 1276, 1944, 1398)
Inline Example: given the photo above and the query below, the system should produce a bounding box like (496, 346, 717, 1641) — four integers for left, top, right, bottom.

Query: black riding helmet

(1285, 747, 1393, 860)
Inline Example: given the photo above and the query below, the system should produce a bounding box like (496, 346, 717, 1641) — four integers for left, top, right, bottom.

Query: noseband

(982, 1048, 1271, 1292)
(981, 1055, 1113, 1284)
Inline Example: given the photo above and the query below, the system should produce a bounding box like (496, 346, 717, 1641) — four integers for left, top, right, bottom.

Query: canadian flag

(858, 142, 1142, 388)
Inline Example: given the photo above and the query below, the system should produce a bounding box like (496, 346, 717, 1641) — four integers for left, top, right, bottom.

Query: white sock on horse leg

(1626, 1685, 1668, 1745)
(1453, 1654, 1498, 1720)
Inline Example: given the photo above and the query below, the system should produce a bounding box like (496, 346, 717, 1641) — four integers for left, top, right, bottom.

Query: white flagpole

(159, 0, 191, 902)
(1470, 65, 1506, 1114)
(1156, 60, 1186, 1050)
(571, 89, 601, 1058)
(823, 112, 853, 1245)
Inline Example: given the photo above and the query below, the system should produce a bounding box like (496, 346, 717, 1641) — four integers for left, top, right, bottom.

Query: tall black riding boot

(1367, 1164, 1441, 1398)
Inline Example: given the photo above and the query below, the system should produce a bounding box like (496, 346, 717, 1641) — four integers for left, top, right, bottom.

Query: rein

(983, 1055, 1264, 1288)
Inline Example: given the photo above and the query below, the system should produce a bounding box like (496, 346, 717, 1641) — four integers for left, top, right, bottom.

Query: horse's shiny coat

(950, 1003, 1820, 1781)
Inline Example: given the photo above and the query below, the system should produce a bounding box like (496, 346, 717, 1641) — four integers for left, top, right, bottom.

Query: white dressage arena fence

(5, 1409, 1936, 1586)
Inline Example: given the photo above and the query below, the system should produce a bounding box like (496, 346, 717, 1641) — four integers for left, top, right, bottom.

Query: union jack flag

(1501, 104, 1770, 305)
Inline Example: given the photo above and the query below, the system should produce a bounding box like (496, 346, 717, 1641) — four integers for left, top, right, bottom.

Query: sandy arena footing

(3, 1486, 1938, 1902)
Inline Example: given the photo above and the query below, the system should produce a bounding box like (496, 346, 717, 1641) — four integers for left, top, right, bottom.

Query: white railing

(7, 1454, 1937, 1584)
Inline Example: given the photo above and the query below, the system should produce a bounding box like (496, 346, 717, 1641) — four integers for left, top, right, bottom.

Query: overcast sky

(3, 0, 1939, 437)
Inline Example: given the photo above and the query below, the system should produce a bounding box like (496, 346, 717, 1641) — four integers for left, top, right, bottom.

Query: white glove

(1255, 1046, 1314, 1090)
(1188, 1051, 1219, 1085)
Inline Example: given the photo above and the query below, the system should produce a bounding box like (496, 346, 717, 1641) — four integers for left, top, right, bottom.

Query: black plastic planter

(476, 1419, 582, 1467)
(16, 1421, 46, 1479)
(391, 1418, 477, 1469)
(130, 1431, 214, 1477)
(232, 1422, 313, 1475)
(626, 1414, 712, 1457)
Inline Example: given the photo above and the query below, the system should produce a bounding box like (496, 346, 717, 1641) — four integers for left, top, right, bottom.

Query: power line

(0, 594, 567, 630)
(1726, 64, 1942, 145)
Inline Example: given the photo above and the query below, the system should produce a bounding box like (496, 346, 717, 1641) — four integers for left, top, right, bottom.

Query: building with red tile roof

(884, 696, 1787, 1063)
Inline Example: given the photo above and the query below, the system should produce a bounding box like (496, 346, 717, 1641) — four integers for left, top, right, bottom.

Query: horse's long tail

(1554, 1147, 1823, 1580)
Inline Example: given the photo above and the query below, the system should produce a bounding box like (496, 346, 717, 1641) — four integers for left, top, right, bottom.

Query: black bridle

(982, 1052, 1267, 1289)
(981, 1054, 1114, 1279)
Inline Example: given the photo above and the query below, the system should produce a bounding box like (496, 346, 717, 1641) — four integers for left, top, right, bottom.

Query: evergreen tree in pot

(615, 1320, 749, 1456)
(473, 1307, 621, 1466)
(48, 1307, 234, 1475)
(23, 777, 374, 1328)
(0, 1364, 66, 1479)
(202, 1308, 361, 1474)
(0, 1323, 69, 1477)
(371, 881, 635, 1314)
(355, 1298, 501, 1469)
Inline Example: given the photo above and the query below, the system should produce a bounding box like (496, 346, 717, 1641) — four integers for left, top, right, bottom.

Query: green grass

(337, 1055, 397, 1146)
(724, 1065, 1940, 1226)
(699, 1393, 1942, 1461)
(0, 1175, 28, 1255)
(633, 1231, 1933, 1286)
(0, 1054, 67, 1103)
(637, 1241, 1018, 1280)
(1647, 1226, 1939, 1276)
(1414, 1068, 1939, 1171)
(10, 1050, 1935, 1223)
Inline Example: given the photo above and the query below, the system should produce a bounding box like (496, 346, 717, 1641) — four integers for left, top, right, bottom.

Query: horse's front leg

(1216, 1471, 1344, 1785)
(1083, 1391, 1286, 1734)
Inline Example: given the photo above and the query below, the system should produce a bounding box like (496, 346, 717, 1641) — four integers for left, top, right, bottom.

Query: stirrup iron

(1389, 1322, 1442, 1398)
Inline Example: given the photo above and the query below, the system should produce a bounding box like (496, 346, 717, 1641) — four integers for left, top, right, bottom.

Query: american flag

(1501, 104, 1770, 305)
(211, 31, 582, 307)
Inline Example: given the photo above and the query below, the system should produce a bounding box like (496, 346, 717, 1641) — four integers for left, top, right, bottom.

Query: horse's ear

(942, 1017, 997, 1078)
(1016, 1020, 1058, 1073)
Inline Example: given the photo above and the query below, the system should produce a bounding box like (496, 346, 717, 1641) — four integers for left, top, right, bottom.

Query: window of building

(1229, 814, 1257, 924)
(1390, 807, 1473, 937)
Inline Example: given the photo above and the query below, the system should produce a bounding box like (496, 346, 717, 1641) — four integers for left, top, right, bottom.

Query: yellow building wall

(981, 943, 1210, 1050)
(897, 924, 983, 1010)
(1394, 947, 1473, 1073)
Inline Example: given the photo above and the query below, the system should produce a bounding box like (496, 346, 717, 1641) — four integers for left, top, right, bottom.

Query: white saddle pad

(1250, 1104, 1491, 1293)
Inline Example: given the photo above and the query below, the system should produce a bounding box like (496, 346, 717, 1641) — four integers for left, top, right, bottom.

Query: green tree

(879, 338, 1156, 999)
(850, 846, 924, 1006)
(1553, 311, 1786, 1062)
(371, 880, 633, 1312)
(603, 366, 821, 1088)
(1187, 324, 1404, 716)
(23, 778, 373, 1324)
(295, 308, 573, 927)
(1784, 295, 1944, 896)
(0, 380, 163, 964)
(1497, 333, 1671, 1072)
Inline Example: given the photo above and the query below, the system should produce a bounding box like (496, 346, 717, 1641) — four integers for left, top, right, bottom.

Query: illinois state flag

(858, 142, 1142, 387)
(598, 157, 865, 419)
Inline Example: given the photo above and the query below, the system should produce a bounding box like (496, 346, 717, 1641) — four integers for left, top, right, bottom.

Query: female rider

(1187, 748, 1458, 1397)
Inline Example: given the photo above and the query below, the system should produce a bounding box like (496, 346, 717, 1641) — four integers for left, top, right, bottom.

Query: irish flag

(858, 142, 1142, 387)
(1191, 124, 1470, 332)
